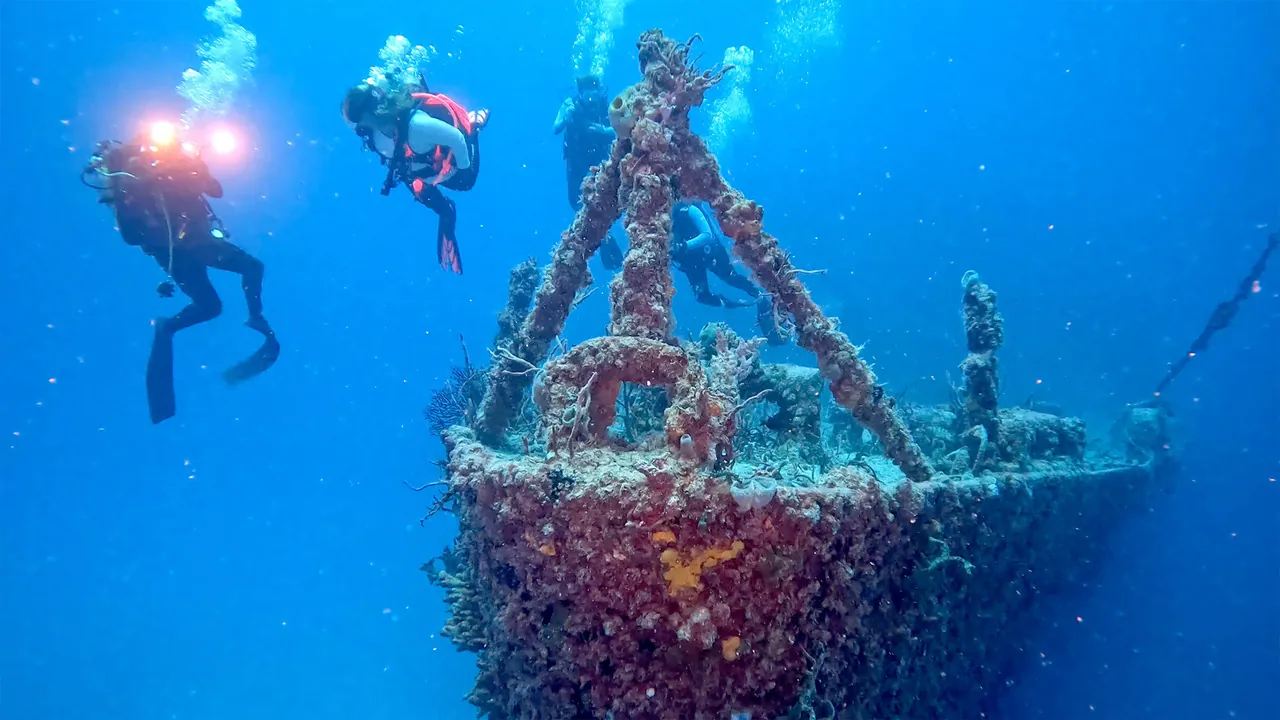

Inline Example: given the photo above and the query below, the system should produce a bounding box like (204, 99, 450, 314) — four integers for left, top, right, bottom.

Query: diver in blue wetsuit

(554, 75, 614, 210)
(671, 202, 787, 345)
(554, 74, 625, 270)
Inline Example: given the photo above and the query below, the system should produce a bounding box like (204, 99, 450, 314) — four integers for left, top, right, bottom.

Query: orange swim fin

(438, 231, 463, 274)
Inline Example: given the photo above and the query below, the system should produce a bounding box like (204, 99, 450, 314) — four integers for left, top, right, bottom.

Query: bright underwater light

(149, 120, 178, 146)
(209, 128, 237, 155)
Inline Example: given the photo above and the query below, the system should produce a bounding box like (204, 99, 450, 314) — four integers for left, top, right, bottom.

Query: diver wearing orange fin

(81, 123, 280, 424)
(343, 78, 489, 274)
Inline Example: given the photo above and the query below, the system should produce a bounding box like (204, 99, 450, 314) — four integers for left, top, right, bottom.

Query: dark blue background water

(2, 1, 1276, 718)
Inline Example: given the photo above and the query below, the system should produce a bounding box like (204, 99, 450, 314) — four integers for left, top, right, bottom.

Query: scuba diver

(82, 124, 279, 424)
(554, 74, 614, 210)
(342, 78, 489, 274)
(671, 202, 787, 345)
(553, 74, 624, 270)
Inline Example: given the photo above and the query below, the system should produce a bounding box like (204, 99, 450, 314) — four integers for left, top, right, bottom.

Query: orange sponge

(660, 540, 745, 595)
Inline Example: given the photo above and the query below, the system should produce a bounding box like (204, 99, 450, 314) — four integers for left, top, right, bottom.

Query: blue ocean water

(1, 1, 1276, 718)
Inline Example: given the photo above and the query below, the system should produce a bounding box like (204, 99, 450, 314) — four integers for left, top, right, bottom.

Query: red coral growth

(437, 432, 1162, 719)
(536, 336, 735, 465)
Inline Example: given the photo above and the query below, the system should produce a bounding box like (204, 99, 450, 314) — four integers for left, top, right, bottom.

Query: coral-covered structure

(494, 258, 539, 350)
(476, 30, 929, 482)
(959, 270, 1004, 468)
(425, 30, 1173, 720)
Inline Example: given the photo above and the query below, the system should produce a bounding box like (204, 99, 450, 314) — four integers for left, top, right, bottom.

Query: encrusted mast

(475, 30, 934, 483)
(960, 270, 1004, 466)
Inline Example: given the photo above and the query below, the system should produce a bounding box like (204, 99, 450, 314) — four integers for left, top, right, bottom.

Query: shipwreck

(420, 30, 1174, 720)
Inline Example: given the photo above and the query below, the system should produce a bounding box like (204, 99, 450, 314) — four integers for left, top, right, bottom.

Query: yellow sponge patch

(660, 540, 745, 595)
(651, 530, 677, 544)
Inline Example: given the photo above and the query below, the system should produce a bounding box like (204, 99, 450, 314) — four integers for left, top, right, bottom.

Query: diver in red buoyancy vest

(342, 80, 489, 274)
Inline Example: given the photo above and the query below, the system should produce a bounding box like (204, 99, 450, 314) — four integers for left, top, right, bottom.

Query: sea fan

(425, 364, 487, 437)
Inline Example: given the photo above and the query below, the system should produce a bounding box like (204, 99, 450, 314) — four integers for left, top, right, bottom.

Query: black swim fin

(223, 329, 280, 386)
(146, 324, 176, 424)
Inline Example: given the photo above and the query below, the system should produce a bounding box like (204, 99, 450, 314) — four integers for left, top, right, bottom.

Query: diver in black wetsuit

(671, 202, 787, 345)
(554, 74, 624, 269)
(82, 129, 279, 424)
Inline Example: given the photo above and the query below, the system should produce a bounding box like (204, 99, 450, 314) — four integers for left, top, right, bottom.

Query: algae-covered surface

(427, 406, 1168, 719)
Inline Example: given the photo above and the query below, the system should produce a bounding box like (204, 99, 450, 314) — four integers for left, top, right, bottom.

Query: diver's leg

(568, 168, 583, 210)
(466, 132, 480, 179)
(566, 157, 589, 210)
(600, 230, 624, 271)
(199, 240, 266, 323)
(146, 250, 221, 423)
(707, 243, 760, 298)
(156, 250, 223, 332)
(683, 268, 723, 307)
(195, 239, 281, 384)
(723, 270, 761, 298)
(442, 134, 481, 192)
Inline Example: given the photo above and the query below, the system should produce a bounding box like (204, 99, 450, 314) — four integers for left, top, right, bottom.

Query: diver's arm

(553, 99, 573, 134)
(201, 164, 224, 198)
(588, 122, 616, 139)
(686, 205, 716, 248)
(407, 112, 471, 169)
(192, 156, 223, 198)
(687, 231, 716, 250)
